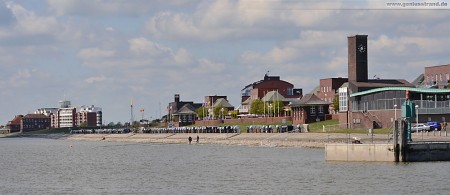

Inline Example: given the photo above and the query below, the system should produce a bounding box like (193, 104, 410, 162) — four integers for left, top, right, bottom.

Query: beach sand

(5, 132, 450, 148)
(62, 133, 394, 148)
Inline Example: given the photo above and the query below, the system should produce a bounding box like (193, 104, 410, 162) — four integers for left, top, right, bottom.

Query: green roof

(350, 87, 450, 97)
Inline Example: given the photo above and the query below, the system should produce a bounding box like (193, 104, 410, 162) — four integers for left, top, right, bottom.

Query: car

(411, 123, 432, 132)
(426, 122, 442, 131)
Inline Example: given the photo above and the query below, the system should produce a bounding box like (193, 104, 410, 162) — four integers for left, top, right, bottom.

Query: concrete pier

(325, 144, 395, 162)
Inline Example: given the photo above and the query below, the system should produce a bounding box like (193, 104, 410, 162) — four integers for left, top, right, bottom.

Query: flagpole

(263, 91, 266, 117)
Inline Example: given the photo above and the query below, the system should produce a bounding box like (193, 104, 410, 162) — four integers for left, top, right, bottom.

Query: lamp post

(221, 107, 224, 120)
(269, 104, 272, 117)
(415, 105, 419, 135)
(394, 104, 397, 126)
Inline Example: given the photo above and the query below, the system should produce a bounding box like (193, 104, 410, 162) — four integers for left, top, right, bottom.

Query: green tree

(196, 106, 207, 119)
(270, 100, 284, 117)
(79, 122, 88, 128)
(250, 99, 264, 115)
(213, 105, 228, 119)
(230, 110, 239, 118)
(332, 94, 339, 112)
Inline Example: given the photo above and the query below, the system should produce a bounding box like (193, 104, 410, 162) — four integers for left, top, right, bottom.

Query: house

(7, 115, 22, 133)
(167, 94, 202, 126)
(21, 114, 51, 132)
(172, 104, 197, 126)
(290, 94, 330, 124)
(239, 73, 302, 114)
(6, 114, 51, 132)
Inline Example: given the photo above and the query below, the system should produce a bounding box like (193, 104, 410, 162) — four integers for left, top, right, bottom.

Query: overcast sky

(1, 0, 449, 125)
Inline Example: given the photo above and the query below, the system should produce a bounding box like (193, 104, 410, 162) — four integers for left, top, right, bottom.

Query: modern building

(77, 105, 102, 127)
(338, 35, 450, 129)
(239, 73, 302, 114)
(35, 101, 102, 128)
(34, 108, 58, 127)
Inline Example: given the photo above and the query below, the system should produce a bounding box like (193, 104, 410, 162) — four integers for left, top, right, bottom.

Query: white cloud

(85, 75, 107, 84)
(6, 2, 59, 35)
(77, 47, 116, 59)
(47, 0, 197, 16)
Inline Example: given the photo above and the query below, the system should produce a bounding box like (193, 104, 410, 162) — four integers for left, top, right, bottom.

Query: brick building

(338, 35, 450, 129)
(6, 114, 51, 132)
(291, 94, 330, 124)
(423, 64, 450, 88)
(21, 114, 51, 132)
(167, 94, 202, 126)
(316, 78, 348, 103)
(239, 74, 302, 114)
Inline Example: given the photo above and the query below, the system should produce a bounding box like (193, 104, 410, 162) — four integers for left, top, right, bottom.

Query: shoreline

(3, 133, 392, 148)
(5, 132, 450, 148)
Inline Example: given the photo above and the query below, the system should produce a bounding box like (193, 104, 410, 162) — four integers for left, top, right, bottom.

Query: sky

(1, 0, 450, 125)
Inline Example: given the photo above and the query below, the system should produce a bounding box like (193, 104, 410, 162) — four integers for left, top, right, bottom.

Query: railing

(353, 99, 450, 115)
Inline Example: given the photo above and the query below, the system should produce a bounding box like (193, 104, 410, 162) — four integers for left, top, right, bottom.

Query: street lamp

(269, 104, 272, 117)
(221, 107, 224, 120)
(394, 104, 397, 122)
(415, 105, 419, 135)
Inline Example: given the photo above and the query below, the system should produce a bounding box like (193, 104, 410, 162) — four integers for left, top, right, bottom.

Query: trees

(213, 105, 228, 119)
(196, 106, 207, 119)
(270, 100, 283, 117)
(332, 94, 339, 112)
(230, 110, 239, 119)
(250, 99, 264, 115)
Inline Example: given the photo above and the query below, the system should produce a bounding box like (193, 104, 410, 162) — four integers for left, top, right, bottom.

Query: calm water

(1, 138, 450, 194)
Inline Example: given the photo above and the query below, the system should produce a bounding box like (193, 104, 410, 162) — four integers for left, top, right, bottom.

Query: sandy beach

(4, 132, 450, 148)
(62, 132, 396, 148)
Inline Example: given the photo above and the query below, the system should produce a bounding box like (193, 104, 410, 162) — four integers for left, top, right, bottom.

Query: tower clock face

(358, 44, 366, 53)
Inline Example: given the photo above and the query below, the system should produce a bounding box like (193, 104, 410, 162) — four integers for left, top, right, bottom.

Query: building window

(339, 88, 348, 112)
(318, 106, 324, 114)
(310, 107, 316, 115)
(287, 88, 293, 95)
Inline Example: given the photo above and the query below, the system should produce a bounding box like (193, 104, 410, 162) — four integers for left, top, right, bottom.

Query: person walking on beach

(196, 135, 199, 143)
(188, 136, 192, 144)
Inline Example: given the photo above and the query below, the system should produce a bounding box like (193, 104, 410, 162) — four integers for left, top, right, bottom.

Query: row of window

(309, 106, 324, 115)
(322, 86, 332, 93)
(426, 73, 450, 84)
(23, 118, 50, 123)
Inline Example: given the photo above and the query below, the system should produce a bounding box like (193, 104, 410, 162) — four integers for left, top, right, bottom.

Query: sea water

(0, 137, 449, 194)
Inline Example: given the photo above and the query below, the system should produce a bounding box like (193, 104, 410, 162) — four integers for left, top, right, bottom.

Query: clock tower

(348, 35, 368, 82)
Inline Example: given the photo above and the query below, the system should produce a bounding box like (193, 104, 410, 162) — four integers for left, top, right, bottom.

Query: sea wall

(325, 143, 396, 162)
(404, 142, 450, 162)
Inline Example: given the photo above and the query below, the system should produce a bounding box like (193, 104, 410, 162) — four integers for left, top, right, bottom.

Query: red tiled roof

(23, 114, 50, 119)
(8, 115, 23, 125)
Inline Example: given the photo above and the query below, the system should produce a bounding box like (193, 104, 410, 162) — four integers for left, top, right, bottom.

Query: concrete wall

(325, 143, 395, 162)
(404, 142, 450, 162)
